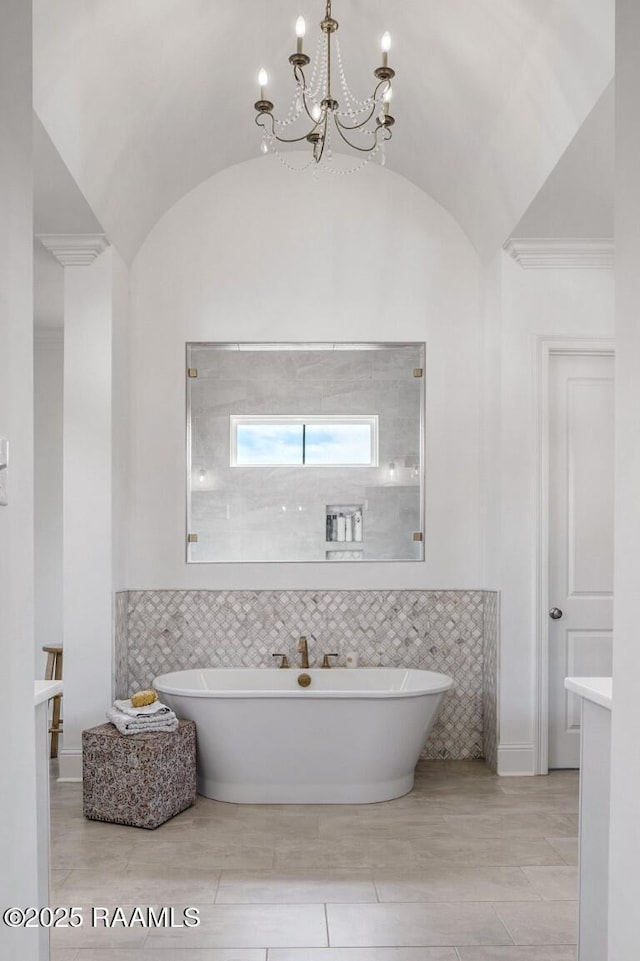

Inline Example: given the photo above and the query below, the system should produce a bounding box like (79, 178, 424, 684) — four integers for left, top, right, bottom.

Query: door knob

(549, 608, 563, 620)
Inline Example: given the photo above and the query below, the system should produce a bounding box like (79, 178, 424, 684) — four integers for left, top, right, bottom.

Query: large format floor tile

(391, 836, 564, 867)
(374, 865, 540, 902)
(415, 794, 578, 817)
(456, 949, 577, 961)
(216, 869, 377, 903)
(326, 902, 512, 947)
(268, 950, 459, 960)
(145, 903, 328, 949)
(520, 866, 578, 900)
(53, 865, 221, 904)
(544, 837, 579, 866)
(128, 835, 276, 871)
(50, 906, 150, 950)
(499, 774, 579, 795)
(317, 813, 452, 840)
(68, 951, 266, 961)
(274, 838, 379, 869)
(441, 815, 577, 839)
(492, 902, 578, 945)
(48, 761, 581, 955)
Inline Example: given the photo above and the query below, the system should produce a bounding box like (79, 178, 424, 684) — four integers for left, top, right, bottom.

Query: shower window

(230, 416, 378, 467)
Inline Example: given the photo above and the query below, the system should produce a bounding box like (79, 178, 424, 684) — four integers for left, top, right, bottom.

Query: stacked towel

(106, 694, 179, 735)
(113, 698, 173, 718)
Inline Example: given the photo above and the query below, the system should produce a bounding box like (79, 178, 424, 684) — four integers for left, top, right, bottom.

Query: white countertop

(565, 676, 612, 711)
(34, 679, 63, 707)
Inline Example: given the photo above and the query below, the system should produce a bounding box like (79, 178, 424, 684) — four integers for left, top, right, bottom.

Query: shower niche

(186, 342, 425, 563)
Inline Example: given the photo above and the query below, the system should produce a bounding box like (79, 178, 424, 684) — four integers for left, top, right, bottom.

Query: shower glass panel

(186, 342, 425, 563)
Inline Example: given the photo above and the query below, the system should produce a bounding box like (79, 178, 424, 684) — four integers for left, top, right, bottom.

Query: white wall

(34, 334, 64, 670)
(34, 244, 64, 674)
(34, 244, 64, 675)
(60, 246, 129, 779)
(128, 157, 482, 590)
(112, 249, 130, 593)
(487, 255, 614, 774)
(608, 1, 640, 955)
(0, 2, 39, 958)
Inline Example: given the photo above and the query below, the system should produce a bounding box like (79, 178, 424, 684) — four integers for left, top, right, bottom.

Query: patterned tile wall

(115, 589, 498, 761)
(482, 591, 499, 772)
(113, 591, 128, 703)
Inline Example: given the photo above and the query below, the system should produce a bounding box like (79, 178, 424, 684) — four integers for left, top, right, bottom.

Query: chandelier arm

(293, 63, 308, 92)
(294, 63, 326, 131)
(255, 113, 275, 134)
(255, 75, 324, 144)
(275, 129, 323, 145)
(374, 78, 392, 101)
(331, 115, 390, 153)
(256, 112, 316, 146)
(334, 104, 377, 132)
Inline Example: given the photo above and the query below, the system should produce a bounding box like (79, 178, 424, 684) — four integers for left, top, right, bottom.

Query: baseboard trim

(58, 749, 82, 782)
(497, 743, 536, 776)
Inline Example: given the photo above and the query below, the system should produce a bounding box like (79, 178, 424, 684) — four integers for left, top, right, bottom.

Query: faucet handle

(272, 653, 290, 669)
(321, 653, 339, 668)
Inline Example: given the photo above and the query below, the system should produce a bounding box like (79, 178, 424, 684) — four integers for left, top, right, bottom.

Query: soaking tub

(153, 667, 453, 803)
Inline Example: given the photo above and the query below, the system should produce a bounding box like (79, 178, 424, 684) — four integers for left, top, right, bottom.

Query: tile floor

(49, 760, 579, 961)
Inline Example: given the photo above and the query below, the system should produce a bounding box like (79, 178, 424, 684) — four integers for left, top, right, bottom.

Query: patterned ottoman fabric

(82, 720, 196, 829)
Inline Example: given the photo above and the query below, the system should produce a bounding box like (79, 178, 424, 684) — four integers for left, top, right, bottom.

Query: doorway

(545, 348, 614, 769)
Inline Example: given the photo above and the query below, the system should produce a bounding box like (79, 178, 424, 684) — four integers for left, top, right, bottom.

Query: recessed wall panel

(567, 378, 614, 596)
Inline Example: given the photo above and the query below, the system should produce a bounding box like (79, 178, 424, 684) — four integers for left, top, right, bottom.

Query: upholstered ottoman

(82, 720, 196, 829)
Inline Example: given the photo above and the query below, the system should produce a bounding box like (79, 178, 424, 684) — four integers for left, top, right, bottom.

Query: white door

(548, 352, 614, 769)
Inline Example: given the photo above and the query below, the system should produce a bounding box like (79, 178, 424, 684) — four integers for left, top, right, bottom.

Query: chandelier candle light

(254, 0, 396, 173)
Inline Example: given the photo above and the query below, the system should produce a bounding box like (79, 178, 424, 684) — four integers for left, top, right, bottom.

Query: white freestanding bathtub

(153, 667, 453, 803)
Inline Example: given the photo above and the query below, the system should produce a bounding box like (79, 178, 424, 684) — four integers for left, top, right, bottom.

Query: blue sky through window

(233, 419, 375, 466)
(236, 424, 303, 465)
(304, 424, 372, 464)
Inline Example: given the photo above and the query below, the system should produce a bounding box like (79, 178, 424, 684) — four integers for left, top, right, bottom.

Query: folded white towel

(114, 698, 172, 718)
(106, 706, 179, 736)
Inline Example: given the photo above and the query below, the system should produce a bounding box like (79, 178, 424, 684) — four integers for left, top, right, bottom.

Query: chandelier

(253, 0, 395, 173)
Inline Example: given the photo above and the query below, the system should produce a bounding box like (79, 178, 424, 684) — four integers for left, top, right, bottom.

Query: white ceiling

(33, 0, 614, 263)
(34, 116, 103, 237)
(513, 81, 614, 239)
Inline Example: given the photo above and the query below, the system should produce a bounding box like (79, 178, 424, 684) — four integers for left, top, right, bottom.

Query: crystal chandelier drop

(253, 0, 395, 174)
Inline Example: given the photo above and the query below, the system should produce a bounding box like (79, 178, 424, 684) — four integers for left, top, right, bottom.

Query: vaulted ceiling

(33, 0, 614, 263)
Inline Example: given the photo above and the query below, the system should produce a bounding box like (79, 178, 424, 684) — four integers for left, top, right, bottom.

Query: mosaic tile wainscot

(114, 590, 499, 761)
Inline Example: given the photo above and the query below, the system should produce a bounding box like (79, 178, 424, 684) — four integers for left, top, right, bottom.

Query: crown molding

(34, 327, 64, 348)
(36, 233, 110, 267)
(504, 238, 615, 269)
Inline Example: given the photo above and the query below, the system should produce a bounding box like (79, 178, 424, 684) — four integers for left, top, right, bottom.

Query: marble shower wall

(115, 589, 499, 761)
